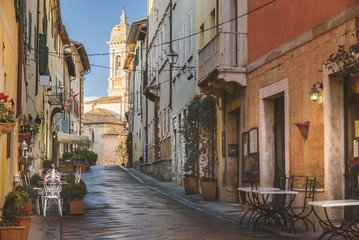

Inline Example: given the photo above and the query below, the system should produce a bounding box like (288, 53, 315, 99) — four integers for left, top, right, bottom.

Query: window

(6, 132, 11, 158)
(210, 9, 216, 38)
(92, 130, 95, 143)
(28, 12, 32, 47)
(168, 107, 171, 135)
(188, 11, 193, 56)
(54, 35, 57, 52)
(163, 110, 167, 138)
(200, 24, 204, 49)
(34, 26, 37, 60)
(39, 34, 48, 75)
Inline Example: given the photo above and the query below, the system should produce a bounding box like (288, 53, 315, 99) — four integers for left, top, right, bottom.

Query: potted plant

(61, 174, 88, 214)
(59, 152, 75, 173)
(15, 185, 39, 215)
(0, 190, 29, 240)
(18, 114, 40, 143)
(180, 96, 202, 194)
(198, 96, 217, 201)
(0, 93, 16, 134)
(69, 149, 97, 172)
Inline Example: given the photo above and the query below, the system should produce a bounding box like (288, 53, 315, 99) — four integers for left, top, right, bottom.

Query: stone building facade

(83, 10, 130, 165)
(83, 108, 126, 165)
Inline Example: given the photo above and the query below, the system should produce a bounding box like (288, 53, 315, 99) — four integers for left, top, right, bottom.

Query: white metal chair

(33, 187, 44, 215)
(43, 174, 63, 217)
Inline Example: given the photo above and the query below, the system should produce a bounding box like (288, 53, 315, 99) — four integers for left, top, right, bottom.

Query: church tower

(107, 10, 129, 97)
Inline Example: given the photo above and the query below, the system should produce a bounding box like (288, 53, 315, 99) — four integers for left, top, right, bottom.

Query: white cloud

(84, 96, 100, 103)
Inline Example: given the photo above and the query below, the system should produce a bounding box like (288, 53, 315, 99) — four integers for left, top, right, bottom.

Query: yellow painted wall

(0, 0, 20, 206)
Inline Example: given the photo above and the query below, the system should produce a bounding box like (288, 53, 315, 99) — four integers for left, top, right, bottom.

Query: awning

(57, 132, 89, 143)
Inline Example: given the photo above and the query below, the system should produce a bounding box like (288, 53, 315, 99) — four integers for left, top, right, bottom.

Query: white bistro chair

(43, 174, 63, 217)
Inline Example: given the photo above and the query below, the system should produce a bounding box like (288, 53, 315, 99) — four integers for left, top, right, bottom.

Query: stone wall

(141, 159, 172, 182)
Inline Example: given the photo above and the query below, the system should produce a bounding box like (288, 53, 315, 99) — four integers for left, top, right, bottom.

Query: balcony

(47, 94, 63, 106)
(198, 31, 247, 97)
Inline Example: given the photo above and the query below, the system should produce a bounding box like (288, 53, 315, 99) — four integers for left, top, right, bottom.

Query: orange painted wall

(246, 18, 358, 188)
(248, 0, 359, 63)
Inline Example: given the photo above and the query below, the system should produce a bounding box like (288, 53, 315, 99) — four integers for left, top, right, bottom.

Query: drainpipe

(216, 0, 219, 33)
(79, 76, 83, 135)
(63, 44, 71, 134)
(145, 18, 149, 162)
(169, 0, 173, 109)
(17, 0, 24, 116)
(35, 0, 40, 95)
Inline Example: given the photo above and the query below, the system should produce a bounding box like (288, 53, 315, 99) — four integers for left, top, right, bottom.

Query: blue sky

(60, 0, 147, 100)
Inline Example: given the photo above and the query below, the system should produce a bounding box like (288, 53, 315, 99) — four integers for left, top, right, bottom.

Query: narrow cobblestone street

(59, 166, 286, 240)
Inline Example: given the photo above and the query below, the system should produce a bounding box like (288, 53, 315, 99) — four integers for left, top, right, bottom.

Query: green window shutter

(39, 34, 48, 75)
(14, 0, 20, 22)
(34, 26, 37, 60)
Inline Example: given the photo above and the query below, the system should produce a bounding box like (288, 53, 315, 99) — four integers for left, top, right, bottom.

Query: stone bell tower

(107, 10, 129, 97)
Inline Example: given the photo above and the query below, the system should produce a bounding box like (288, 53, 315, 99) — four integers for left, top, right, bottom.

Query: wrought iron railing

(47, 94, 63, 105)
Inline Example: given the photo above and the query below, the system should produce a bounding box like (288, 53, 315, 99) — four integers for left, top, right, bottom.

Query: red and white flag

(64, 93, 79, 109)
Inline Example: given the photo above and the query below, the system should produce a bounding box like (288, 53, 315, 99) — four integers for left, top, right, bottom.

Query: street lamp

(167, 50, 178, 65)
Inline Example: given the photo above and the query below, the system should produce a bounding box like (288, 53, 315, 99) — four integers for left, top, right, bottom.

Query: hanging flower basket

(0, 122, 15, 134)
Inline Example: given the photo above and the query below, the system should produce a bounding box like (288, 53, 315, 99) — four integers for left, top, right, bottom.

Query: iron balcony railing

(47, 94, 63, 105)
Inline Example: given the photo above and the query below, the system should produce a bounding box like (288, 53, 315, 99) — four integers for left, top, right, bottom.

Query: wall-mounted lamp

(309, 82, 323, 103)
(35, 116, 42, 126)
(13, 172, 20, 185)
(20, 140, 28, 150)
(185, 70, 194, 80)
(167, 50, 178, 65)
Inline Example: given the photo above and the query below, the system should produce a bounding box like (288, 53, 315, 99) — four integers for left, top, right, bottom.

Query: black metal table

(309, 199, 359, 239)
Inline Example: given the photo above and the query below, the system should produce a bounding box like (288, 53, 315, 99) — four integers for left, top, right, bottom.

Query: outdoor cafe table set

(238, 187, 298, 232)
(238, 186, 359, 239)
(33, 170, 67, 216)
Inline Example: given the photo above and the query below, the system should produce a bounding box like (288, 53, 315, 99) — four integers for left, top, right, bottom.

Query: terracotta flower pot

(20, 216, 33, 240)
(183, 177, 197, 194)
(59, 165, 74, 173)
(0, 225, 26, 240)
(18, 133, 32, 143)
(200, 180, 217, 201)
(78, 166, 90, 173)
(0, 122, 15, 134)
(69, 199, 84, 214)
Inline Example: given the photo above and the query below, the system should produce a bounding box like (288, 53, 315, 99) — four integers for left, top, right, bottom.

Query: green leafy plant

(71, 149, 97, 165)
(0, 190, 29, 226)
(43, 159, 54, 169)
(61, 174, 88, 201)
(199, 96, 217, 181)
(180, 95, 202, 177)
(17, 114, 40, 142)
(180, 95, 217, 179)
(15, 185, 39, 202)
(30, 173, 41, 186)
